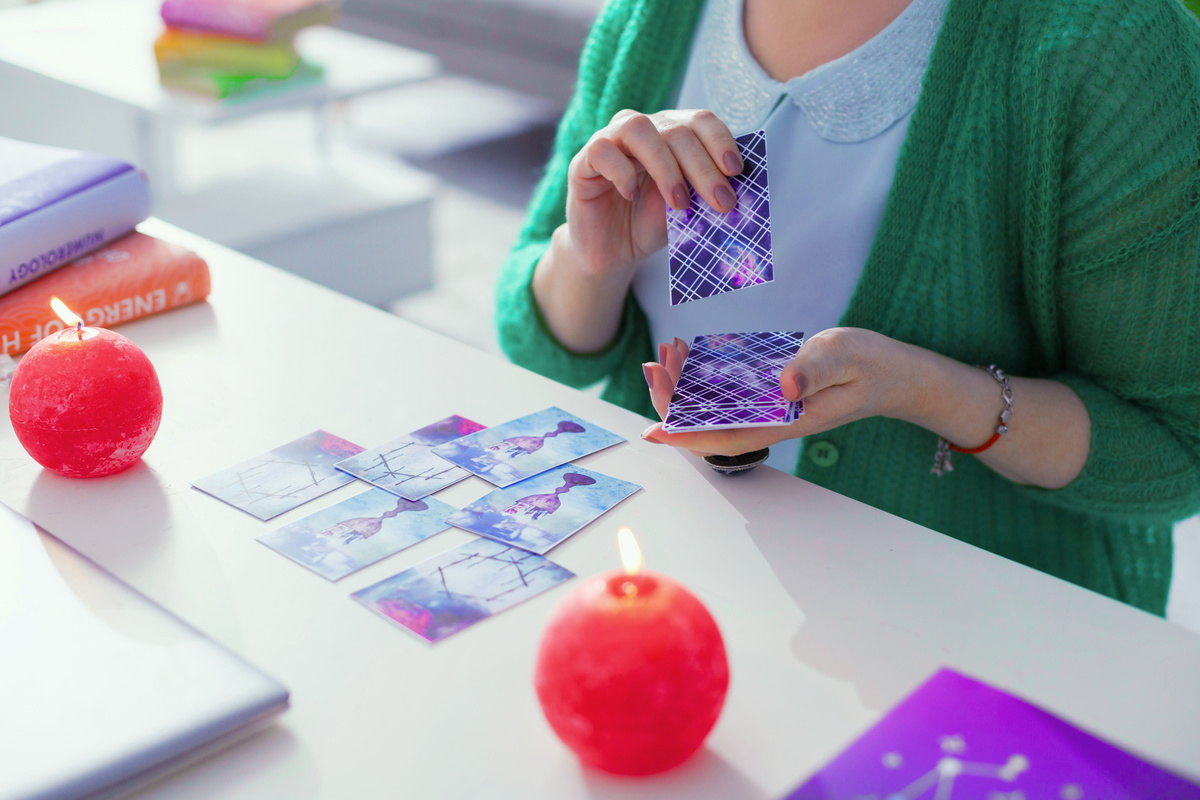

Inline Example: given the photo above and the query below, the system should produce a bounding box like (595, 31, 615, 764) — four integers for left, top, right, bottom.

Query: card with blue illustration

(430, 406, 624, 488)
(257, 487, 456, 581)
(335, 414, 488, 500)
(663, 331, 805, 432)
(192, 430, 365, 520)
(352, 538, 575, 643)
(667, 129, 772, 305)
(444, 463, 641, 555)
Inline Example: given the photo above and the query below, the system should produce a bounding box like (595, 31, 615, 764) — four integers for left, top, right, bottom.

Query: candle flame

(50, 297, 83, 327)
(618, 527, 642, 575)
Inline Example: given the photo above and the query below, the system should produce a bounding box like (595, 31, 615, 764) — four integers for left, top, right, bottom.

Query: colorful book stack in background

(0, 136, 211, 356)
(156, 0, 341, 98)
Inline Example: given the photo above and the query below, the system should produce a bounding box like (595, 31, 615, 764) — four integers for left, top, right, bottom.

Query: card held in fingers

(667, 129, 772, 305)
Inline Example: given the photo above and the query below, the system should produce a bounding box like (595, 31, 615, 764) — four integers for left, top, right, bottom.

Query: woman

(496, 0, 1200, 614)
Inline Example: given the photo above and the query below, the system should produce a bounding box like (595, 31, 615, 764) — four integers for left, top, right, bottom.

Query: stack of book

(0, 137, 210, 357)
(155, 0, 341, 98)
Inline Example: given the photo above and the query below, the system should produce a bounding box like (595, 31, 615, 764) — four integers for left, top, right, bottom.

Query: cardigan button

(808, 441, 839, 467)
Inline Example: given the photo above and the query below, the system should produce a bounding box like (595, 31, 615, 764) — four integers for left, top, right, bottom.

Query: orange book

(0, 231, 211, 357)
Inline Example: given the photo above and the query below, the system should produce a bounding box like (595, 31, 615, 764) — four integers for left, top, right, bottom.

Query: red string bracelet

(932, 365, 1013, 477)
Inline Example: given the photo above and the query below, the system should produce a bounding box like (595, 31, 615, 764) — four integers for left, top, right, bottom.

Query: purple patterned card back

(667, 129, 772, 305)
(663, 331, 804, 432)
(783, 668, 1200, 800)
(663, 402, 795, 431)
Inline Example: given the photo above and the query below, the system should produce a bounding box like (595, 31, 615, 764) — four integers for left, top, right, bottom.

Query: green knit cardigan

(496, 0, 1200, 615)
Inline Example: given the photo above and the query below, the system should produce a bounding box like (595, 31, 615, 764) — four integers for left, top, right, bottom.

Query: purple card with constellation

(664, 331, 804, 433)
(783, 668, 1200, 800)
(667, 129, 772, 305)
(335, 414, 488, 501)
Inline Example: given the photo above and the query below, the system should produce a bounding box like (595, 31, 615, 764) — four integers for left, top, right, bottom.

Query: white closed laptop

(0, 501, 289, 800)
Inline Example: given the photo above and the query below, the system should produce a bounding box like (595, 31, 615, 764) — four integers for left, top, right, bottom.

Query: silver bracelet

(931, 364, 1013, 477)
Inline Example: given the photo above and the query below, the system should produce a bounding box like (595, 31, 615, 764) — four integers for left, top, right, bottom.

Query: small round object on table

(9, 327, 163, 478)
(535, 570, 729, 776)
(705, 447, 770, 475)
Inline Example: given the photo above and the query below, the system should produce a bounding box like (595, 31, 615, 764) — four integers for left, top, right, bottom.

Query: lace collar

(698, 0, 949, 141)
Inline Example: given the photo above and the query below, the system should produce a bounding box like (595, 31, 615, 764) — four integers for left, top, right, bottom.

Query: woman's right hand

(563, 108, 745, 280)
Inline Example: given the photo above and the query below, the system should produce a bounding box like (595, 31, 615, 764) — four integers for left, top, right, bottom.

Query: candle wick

(75, 321, 82, 341)
(622, 581, 638, 597)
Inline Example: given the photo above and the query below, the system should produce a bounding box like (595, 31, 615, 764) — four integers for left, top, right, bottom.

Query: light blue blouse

(631, 0, 948, 470)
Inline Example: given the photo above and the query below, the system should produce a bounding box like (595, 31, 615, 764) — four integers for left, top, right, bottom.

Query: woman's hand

(641, 328, 927, 457)
(531, 109, 745, 353)
(641, 328, 1092, 489)
(564, 108, 744, 278)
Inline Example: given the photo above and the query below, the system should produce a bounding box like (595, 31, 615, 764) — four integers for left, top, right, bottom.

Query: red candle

(8, 297, 162, 478)
(535, 528, 729, 776)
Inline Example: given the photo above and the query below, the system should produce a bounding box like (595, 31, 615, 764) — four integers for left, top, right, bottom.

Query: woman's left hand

(641, 328, 927, 457)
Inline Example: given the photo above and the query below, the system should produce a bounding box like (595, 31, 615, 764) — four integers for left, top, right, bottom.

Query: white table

(0, 0, 440, 306)
(2, 219, 1199, 799)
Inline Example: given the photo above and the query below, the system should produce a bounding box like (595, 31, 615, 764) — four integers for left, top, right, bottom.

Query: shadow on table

(125, 299, 219, 347)
(582, 747, 768, 800)
(687, 459, 943, 713)
(136, 724, 318, 800)
(26, 460, 172, 567)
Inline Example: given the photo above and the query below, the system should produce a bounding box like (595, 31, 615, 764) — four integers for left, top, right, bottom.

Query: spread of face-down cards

(663, 331, 806, 432)
(431, 406, 624, 488)
(352, 538, 575, 643)
(257, 488, 456, 581)
(667, 129, 772, 305)
(192, 430, 365, 520)
(335, 414, 487, 500)
(445, 463, 640, 555)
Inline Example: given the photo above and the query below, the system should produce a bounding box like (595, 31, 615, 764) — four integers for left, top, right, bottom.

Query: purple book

(785, 668, 1200, 799)
(0, 137, 150, 297)
(160, 0, 340, 42)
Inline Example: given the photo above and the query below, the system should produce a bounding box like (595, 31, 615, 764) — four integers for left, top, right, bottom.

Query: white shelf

(157, 149, 435, 305)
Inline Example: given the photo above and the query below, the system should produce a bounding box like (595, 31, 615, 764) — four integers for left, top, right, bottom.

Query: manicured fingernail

(794, 373, 808, 397)
(658, 343, 668, 364)
(724, 151, 743, 174)
(673, 184, 690, 211)
(641, 424, 663, 442)
(673, 337, 685, 350)
(715, 184, 736, 212)
(642, 363, 654, 390)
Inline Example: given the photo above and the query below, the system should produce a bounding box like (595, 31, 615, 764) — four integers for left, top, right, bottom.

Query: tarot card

(663, 402, 796, 431)
(351, 538, 575, 643)
(784, 668, 1200, 799)
(257, 488, 456, 581)
(431, 406, 624, 488)
(667, 129, 772, 305)
(335, 414, 487, 500)
(663, 331, 806, 433)
(192, 430, 365, 520)
(444, 463, 641, 555)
